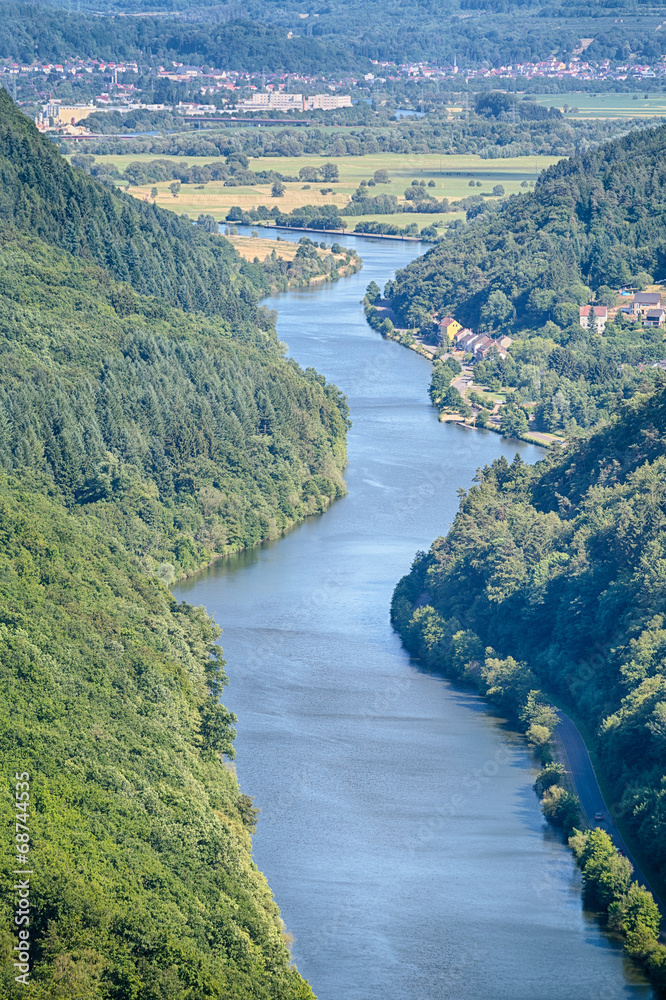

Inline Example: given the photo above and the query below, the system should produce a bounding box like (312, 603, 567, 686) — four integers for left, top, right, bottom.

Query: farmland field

(84, 151, 559, 231)
(226, 234, 345, 263)
(534, 93, 666, 119)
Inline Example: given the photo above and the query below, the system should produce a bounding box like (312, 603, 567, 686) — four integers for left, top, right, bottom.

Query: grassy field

(534, 93, 666, 119)
(87, 151, 560, 229)
(227, 235, 302, 261)
(226, 234, 344, 263)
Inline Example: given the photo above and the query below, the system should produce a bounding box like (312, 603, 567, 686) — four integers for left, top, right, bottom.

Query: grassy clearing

(534, 93, 666, 119)
(473, 389, 506, 405)
(226, 234, 343, 263)
(88, 150, 559, 227)
(227, 234, 301, 260)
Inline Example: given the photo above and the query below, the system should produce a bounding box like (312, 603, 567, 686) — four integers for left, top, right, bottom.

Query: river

(176, 232, 652, 1000)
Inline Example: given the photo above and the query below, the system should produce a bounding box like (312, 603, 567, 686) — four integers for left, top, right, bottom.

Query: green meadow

(534, 92, 666, 119)
(83, 151, 559, 230)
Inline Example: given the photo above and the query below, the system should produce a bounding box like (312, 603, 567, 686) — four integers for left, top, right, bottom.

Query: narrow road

(555, 708, 665, 913)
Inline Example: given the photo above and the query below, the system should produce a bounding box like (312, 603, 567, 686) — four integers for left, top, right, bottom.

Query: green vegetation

(0, 92, 348, 997)
(391, 123, 666, 332)
(390, 123, 666, 436)
(0, 478, 314, 999)
(83, 149, 560, 245)
(570, 829, 666, 989)
(0, 3, 361, 74)
(6, 0, 666, 76)
(391, 380, 666, 993)
(228, 233, 362, 292)
(1, 102, 263, 320)
(535, 93, 666, 120)
(473, 325, 666, 436)
(0, 226, 348, 576)
(72, 112, 641, 166)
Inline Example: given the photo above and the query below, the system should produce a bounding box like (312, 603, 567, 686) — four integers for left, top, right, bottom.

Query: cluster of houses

(623, 291, 666, 326)
(581, 292, 666, 331)
(438, 317, 513, 360)
(436, 289, 665, 363)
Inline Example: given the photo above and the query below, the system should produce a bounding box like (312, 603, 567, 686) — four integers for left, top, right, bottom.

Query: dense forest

(385, 122, 666, 435)
(0, 93, 348, 997)
(1, 97, 265, 320)
(70, 110, 644, 164)
(391, 380, 666, 988)
(391, 123, 666, 334)
(0, 4, 362, 74)
(4, 0, 666, 72)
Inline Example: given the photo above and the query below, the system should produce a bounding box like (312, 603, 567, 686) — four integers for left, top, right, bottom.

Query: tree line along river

(175, 230, 653, 1000)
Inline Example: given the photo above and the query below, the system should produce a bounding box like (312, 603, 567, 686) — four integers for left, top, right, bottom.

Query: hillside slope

(0, 476, 314, 1000)
(391, 123, 666, 332)
(392, 379, 666, 883)
(5, 0, 666, 72)
(0, 99, 346, 997)
(0, 90, 262, 320)
(0, 225, 348, 578)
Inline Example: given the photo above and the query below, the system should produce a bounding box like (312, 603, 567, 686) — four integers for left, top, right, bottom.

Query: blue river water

(176, 231, 652, 1000)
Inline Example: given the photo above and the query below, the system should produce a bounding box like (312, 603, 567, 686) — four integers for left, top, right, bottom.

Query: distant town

(3, 47, 666, 134)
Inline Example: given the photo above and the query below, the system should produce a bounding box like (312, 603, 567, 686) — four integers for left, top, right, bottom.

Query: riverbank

(363, 294, 565, 449)
(227, 233, 362, 293)
(174, 230, 651, 1000)
(392, 577, 665, 993)
(269, 223, 423, 242)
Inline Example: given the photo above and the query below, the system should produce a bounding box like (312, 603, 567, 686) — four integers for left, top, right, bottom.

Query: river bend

(176, 232, 651, 1000)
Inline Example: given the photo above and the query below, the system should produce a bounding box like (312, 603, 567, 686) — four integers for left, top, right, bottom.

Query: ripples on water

(176, 231, 653, 1000)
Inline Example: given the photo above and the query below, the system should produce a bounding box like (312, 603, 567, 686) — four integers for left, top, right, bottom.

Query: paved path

(555, 708, 665, 913)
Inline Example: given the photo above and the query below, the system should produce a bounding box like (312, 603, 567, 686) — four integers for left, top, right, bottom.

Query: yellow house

(438, 316, 462, 343)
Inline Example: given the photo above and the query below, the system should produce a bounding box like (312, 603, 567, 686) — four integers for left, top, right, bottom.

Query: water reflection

(176, 234, 652, 1000)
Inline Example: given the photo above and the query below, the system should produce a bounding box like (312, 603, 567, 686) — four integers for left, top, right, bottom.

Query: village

(5, 44, 666, 136)
(371, 286, 666, 447)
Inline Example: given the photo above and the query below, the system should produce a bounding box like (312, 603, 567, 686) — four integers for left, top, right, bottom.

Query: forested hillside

(5, 0, 666, 71)
(0, 90, 260, 319)
(0, 3, 364, 73)
(391, 123, 666, 333)
(0, 479, 315, 1000)
(0, 96, 346, 997)
(392, 379, 666, 892)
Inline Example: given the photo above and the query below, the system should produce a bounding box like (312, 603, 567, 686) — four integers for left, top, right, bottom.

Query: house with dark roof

(456, 330, 479, 352)
(632, 292, 662, 318)
(645, 308, 665, 328)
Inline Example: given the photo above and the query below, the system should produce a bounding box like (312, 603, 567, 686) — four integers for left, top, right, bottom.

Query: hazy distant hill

(4, 0, 666, 72)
